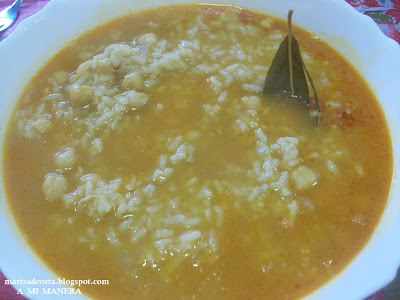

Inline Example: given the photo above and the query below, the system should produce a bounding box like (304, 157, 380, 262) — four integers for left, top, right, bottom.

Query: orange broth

(2, 5, 392, 299)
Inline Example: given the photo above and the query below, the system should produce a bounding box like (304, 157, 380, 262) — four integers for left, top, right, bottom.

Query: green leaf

(365, 11, 395, 24)
(263, 10, 320, 124)
(263, 35, 309, 107)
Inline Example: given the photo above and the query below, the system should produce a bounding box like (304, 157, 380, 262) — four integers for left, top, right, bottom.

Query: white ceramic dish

(0, 0, 399, 299)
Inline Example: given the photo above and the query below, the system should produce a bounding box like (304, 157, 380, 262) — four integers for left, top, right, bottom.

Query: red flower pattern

(345, 0, 400, 42)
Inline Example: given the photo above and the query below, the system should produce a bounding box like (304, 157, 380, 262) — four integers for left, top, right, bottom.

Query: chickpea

(292, 166, 317, 190)
(53, 71, 68, 85)
(55, 148, 76, 169)
(136, 33, 157, 46)
(122, 72, 144, 91)
(125, 90, 148, 109)
(69, 85, 93, 107)
(42, 173, 68, 201)
(33, 118, 52, 133)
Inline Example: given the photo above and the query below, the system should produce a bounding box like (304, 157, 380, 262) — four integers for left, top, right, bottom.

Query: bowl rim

(0, 0, 400, 299)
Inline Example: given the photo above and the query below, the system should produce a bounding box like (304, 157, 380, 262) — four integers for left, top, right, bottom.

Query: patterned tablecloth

(0, 0, 399, 299)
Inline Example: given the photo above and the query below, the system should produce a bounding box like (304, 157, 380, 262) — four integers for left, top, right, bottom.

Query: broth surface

(2, 5, 392, 299)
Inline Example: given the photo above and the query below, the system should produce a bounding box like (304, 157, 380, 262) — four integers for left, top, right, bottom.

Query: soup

(2, 4, 392, 299)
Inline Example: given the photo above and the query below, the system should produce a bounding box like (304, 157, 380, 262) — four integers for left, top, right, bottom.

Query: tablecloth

(0, 0, 399, 299)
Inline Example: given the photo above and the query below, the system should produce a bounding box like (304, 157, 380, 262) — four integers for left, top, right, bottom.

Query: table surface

(1, 0, 399, 299)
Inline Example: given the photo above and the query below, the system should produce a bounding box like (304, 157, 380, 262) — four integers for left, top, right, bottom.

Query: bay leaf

(263, 10, 320, 124)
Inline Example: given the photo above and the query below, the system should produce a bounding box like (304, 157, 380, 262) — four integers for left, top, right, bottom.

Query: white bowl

(1, 0, 399, 299)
